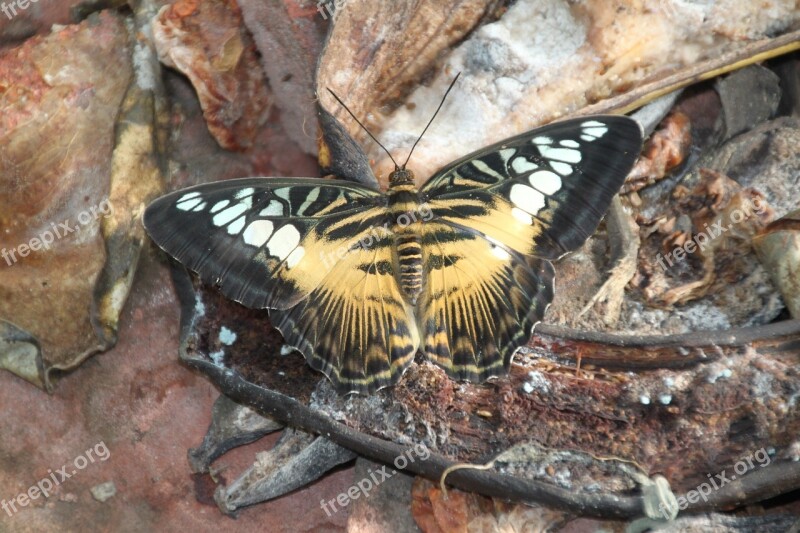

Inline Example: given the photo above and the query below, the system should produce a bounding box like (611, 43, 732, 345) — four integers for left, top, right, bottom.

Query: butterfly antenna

(401, 72, 461, 169)
(326, 88, 400, 170)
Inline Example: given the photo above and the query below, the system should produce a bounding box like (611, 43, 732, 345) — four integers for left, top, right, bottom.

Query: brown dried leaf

(0, 12, 133, 389)
(236, 0, 326, 155)
(152, 0, 271, 150)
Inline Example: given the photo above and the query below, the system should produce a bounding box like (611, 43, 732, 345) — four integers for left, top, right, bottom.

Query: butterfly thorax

(387, 170, 425, 305)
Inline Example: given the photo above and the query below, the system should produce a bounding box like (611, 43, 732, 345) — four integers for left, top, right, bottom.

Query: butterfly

(144, 99, 643, 395)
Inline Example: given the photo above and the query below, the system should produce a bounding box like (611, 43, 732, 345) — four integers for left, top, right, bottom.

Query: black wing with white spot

(143, 177, 386, 310)
(420, 115, 643, 259)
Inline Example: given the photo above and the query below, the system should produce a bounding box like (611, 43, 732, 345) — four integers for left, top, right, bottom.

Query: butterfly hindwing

(420, 116, 644, 259)
(143, 177, 386, 310)
(416, 221, 554, 381)
(271, 232, 420, 394)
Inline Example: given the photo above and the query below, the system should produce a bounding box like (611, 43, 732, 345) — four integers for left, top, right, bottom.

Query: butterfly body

(385, 172, 427, 304)
(144, 115, 643, 394)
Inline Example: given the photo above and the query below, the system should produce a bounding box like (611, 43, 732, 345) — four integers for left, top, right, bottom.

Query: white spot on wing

(177, 191, 201, 203)
(276, 188, 291, 201)
(582, 120, 605, 128)
(191, 202, 207, 212)
(550, 161, 573, 175)
(227, 217, 245, 235)
(511, 157, 538, 174)
(176, 197, 202, 211)
(560, 139, 580, 148)
(235, 187, 255, 200)
(213, 202, 248, 227)
(529, 171, 562, 195)
(243, 219, 274, 247)
(532, 136, 552, 146)
(509, 184, 545, 215)
(584, 126, 608, 138)
(539, 146, 582, 163)
(211, 200, 230, 213)
(471, 159, 505, 181)
(260, 200, 284, 217)
(267, 224, 301, 260)
(499, 148, 516, 162)
(296, 187, 320, 215)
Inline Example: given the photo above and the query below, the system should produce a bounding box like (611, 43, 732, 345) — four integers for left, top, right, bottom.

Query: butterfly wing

(417, 221, 554, 381)
(144, 177, 385, 309)
(420, 116, 644, 259)
(417, 116, 643, 380)
(271, 231, 420, 394)
(144, 177, 420, 393)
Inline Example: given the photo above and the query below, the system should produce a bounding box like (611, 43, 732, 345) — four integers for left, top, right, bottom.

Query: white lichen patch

(209, 350, 225, 366)
(194, 298, 206, 318)
(522, 370, 551, 395)
(787, 441, 800, 462)
(219, 327, 237, 346)
(90, 481, 117, 503)
(706, 363, 733, 384)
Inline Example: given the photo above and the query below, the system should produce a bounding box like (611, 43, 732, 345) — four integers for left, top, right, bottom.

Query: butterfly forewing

(420, 116, 644, 259)
(144, 177, 385, 310)
(144, 176, 422, 393)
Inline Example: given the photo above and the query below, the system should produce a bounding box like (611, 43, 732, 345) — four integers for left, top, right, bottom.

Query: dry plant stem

(578, 196, 640, 323)
(533, 319, 800, 370)
(579, 29, 800, 115)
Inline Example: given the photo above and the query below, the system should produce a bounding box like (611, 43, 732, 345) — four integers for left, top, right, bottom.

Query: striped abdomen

(395, 233, 423, 303)
(387, 182, 424, 304)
